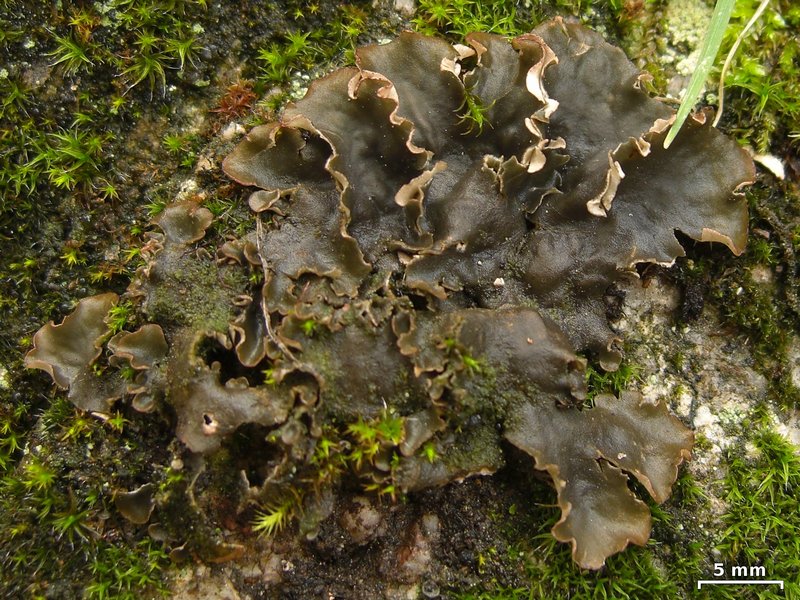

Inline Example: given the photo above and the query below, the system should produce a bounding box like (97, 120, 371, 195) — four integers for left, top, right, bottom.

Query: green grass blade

(663, 0, 736, 149)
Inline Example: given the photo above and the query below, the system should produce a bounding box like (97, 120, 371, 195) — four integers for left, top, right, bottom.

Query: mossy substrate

(1, 1, 798, 598)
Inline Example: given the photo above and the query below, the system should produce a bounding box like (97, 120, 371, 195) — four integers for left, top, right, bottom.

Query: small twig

(256, 216, 295, 361)
(713, 0, 771, 127)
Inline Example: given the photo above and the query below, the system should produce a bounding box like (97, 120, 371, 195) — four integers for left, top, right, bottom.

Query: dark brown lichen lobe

(24, 293, 168, 413)
(27, 18, 753, 570)
(25, 293, 119, 392)
(220, 17, 750, 567)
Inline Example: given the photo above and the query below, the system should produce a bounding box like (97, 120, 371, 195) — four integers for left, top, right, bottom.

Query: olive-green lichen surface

(25, 18, 754, 570)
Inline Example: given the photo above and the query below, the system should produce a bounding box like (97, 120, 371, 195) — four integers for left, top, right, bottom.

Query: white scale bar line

(697, 580, 784, 589)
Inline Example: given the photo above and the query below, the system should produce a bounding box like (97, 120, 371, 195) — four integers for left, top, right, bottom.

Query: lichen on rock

(25, 17, 753, 570)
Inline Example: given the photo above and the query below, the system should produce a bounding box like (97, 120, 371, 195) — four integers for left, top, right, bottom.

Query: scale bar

(697, 580, 784, 589)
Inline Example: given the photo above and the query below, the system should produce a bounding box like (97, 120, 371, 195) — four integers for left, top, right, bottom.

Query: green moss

(451, 417, 800, 599)
(0, 397, 28, 473)
(719, 0, 800, 152)
(584, 359, 641, 403)
(696, 247, 798, 411)
(85, 540, 169, 600)
(674, 175, 800, 413)
(250, 409, 416, 536)
(716, 427, 800, 592)
(458, 87, 495, 135)
(0, 0, 210, 220)
(106, 300, 135, 335)
(162, 131, 202, 169)
(252, 3, 382, 96)
(412, 0, 527, 38)
(442, 420, 504, 474)
(144, 257, 248, 331)
(258, 31, 319, 85)
(252, 494, 298, 536)
(0, 399, 172, 598)
(49, 0, 206, 94)
(451, 476, 687, 599)
(412, 0, 627, 41)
